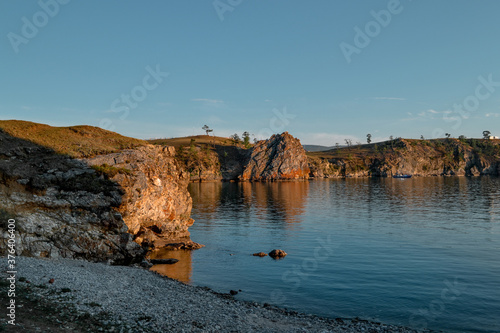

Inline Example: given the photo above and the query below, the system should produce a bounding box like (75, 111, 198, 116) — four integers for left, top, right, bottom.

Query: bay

(153, 177, 500, 333)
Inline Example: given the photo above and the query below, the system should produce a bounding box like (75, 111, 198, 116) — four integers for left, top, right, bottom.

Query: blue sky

(1, 0, 500, 145)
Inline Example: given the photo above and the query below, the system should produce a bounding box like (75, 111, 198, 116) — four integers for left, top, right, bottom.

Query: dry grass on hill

(0, 120, 146, 158)
(148, 135, 250, 149)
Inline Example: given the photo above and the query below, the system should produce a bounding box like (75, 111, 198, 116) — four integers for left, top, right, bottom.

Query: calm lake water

(152, 177, 500, 333)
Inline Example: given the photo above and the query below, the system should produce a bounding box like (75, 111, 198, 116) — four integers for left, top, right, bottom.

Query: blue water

(155, 177, 500, 332)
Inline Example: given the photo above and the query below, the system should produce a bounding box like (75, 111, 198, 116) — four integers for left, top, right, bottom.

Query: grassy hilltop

(0, 120, 146, 158)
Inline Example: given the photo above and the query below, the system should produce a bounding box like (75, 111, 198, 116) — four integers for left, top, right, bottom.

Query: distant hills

(302, 144, 338, 152)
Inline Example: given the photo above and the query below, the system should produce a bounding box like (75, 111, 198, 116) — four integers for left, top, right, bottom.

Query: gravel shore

(3, 256, 422, 333)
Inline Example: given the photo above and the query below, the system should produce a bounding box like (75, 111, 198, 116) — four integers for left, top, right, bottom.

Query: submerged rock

(149, 258, 179, 265)
(252, 252, 268, 257)
(160, 241, 205, 251)
(268, 249, 287, 259)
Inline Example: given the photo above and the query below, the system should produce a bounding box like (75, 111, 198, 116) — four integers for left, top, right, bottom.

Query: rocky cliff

(85, 145, 201, 249)
(239, 132, 310, 181)
(166, 132, 310, 182)
(0, 121, 202, 264)
(0, 131, 144, 264)
(308, 138, 500, 178)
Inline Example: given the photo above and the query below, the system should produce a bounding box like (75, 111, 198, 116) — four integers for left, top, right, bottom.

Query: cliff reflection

(149, 249, 192, 284)
(188, 181, 310, 226)
(241, 182, 310, 224)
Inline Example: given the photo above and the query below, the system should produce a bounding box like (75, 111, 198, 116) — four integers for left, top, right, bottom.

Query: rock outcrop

(84, 145, 202, 249)
(308, 138, 500, 178)
(239, 132, 310, 181)
(0, 131, 144, 264)
(173, 132, 311, 182)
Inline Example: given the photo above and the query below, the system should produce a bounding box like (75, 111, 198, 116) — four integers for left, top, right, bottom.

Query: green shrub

(91, 164, 131, 178)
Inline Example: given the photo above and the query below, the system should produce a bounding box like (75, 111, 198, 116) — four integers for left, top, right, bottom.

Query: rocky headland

(307, 138, 500, 178)
(84, 145, 200, 250)
(239, 132, 310, 181)
(159, 131, 311, 182)
(154, 133, 500, 182)
(0, 121, 200, 264)
(0, 129, 143, 264)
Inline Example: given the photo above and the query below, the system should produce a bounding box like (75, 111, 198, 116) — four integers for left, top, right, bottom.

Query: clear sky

(2, 0, 500, 145)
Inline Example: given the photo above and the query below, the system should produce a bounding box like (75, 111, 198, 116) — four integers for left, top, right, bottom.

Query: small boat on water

(393, 174, 412, 178)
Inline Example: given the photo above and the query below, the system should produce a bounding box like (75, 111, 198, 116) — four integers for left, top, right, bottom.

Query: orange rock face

(85, 145, 201, 249)
(240, 132, 310, 181)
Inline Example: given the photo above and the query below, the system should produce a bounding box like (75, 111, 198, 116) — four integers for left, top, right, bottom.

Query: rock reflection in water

(149, 249, 193, 284)
(188, 181, 310, 226)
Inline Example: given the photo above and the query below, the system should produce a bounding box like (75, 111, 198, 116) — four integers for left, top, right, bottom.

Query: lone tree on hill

(202, 125, 213, 136)
(242, 131, 251, 148)
(445, 133, 451, 139)
(366, 134, 372, 144)
(483, 130, 491, 139)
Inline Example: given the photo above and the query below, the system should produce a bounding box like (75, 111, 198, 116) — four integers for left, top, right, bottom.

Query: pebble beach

(2, 256, 424, 333)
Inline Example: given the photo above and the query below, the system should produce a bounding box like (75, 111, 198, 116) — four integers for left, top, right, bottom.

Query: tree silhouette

(202, 125, 213, 136)
(483, 130, 491, 139)
(366, 134, 372, 144)
(242, 131, 250, 148)
(230, 133, 240, 145)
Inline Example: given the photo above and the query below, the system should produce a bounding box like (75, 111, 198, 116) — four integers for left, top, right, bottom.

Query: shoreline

(1, 256, 426, 333)
(190, 174, 500, 183)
